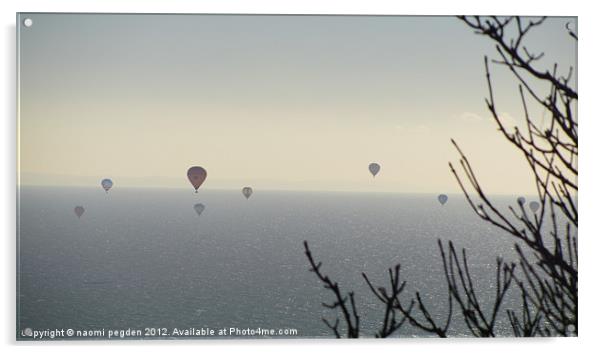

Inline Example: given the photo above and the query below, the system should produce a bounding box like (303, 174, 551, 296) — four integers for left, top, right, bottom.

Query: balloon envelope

(101, 178, 113, 192)
(74, 206, 85, 218)
(193, 203, 205, 216)
(438, 194, 448, 205)
(368, 163, 380, 177)
(242, 187, 253, 199)
(187, 166, 207, 192)
(529, 201, 540, 212)
(517, 197, 526, 206)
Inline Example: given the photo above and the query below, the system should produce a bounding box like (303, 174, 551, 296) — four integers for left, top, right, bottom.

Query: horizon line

(16, 184, 538, 198)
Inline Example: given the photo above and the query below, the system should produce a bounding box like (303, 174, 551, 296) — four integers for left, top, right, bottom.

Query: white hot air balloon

(438, 194, 448, 205)
(529, 201, 540, 213)
(437, 194, 448, 205)
(242, 187, 253, 199)
(193, 203, 206, 216)
(74, 206, 85, 219)
(101, 178, 113, 193)
(368, 163, 380, 177)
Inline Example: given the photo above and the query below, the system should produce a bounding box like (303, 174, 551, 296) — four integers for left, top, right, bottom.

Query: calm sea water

(17, 187, 527, 339)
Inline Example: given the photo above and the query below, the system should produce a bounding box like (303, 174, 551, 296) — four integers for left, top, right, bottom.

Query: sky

(17, 14, 577, 194)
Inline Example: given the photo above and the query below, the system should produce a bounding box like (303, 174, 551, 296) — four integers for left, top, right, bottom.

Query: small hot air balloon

(438, 194, 448, 205)
(517, 197, 526, 206)
(242, 187, 253, 199)
(101, 178, 113, 193)
(529, 201, 540, 213)
(368, 163, 380, 177)
(74, 206, 85, 219)
(193, 203, 205, 216)
(187, 166, 207, 193)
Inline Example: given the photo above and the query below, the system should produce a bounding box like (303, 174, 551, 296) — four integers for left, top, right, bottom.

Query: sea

(17, 186, 532, 340)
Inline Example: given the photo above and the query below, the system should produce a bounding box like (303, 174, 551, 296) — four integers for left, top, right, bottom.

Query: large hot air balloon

(517, 197, 526, 206)
(74, 206, 85, 219)
(368, 163, 380, 177)
(438, 194, 448, 205)
(193, 203, 205, 216)
(529, 201, 540, 213)
(187, 166, 207, 193)
(242, 187, 253, 199)
(101, 178, 113, 193)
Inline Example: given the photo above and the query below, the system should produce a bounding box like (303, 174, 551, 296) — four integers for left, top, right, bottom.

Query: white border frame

(3, 1, 599, 353)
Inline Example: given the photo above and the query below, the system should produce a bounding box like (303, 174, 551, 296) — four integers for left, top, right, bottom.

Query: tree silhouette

(304, 16, 577, 337)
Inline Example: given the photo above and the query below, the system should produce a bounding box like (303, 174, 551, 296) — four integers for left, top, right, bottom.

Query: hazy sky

(18, 14, 576, 194)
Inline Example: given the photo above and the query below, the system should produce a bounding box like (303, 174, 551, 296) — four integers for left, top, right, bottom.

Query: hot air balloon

(193, 203, 205, 216)
(242, 187, 253, 199)
(101, 178, 113, 193)
(187, 166, 207, 193)
(529, 201, 540, 213)
(368, 163, 380, 177)
(74, 206, 85, 219)
(438, 194, 448, 205)
(517, 197, 526, 206)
